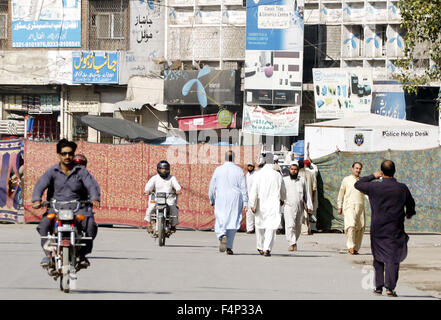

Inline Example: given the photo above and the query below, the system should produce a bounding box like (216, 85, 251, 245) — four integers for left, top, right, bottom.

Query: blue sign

(12, 0, 81, 48)
(371, 92, 406, 119)
(72, 52, 119, 84)
(246, 0, 304, 51)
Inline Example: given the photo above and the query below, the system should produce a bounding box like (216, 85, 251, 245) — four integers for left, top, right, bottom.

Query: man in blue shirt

(32, 139, 100, 268)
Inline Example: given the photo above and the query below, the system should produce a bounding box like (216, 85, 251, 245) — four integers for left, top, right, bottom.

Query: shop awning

(115, 76, 167, 112)
(80, 115, 166, 141)
(177, 112, 236, 131)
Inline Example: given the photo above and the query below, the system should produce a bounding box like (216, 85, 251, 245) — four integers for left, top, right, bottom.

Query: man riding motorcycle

(32, 139, 100, 268)
(144, 160, 182, 233)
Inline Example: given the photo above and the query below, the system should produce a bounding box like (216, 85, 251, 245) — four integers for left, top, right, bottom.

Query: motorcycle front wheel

(60, 247, 70, 293)
(157, 216, 166, 247)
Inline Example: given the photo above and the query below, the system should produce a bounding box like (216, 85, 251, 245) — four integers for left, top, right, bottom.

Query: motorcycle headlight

(58, 210, 74, 220)
(155, 193, 167, 205)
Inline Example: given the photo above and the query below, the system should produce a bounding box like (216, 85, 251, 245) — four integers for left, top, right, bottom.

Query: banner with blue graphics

(72, 52, 119, 84)
(12, 0, 81, 48)
(246, 0, 304, 51)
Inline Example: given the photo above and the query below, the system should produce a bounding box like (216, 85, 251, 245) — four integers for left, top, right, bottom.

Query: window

(96, 13, 124, 39)
(73, 113, 88, 141)
(0, 14, 7, 39)
(88, 0, 128, 50)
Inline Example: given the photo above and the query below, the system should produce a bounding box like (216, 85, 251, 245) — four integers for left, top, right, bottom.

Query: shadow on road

(165, 244, 217, 248)
(89, 256, 150, 261)
(73, 289, 171, 295)
(228, 253, 331, 258)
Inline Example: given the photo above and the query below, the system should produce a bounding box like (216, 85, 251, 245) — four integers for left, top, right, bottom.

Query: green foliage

(396, 0, 441, 94)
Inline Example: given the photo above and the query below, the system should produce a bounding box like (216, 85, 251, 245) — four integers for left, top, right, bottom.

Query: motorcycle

(147, 192, 177, 246)
(40, 199, 92, 293)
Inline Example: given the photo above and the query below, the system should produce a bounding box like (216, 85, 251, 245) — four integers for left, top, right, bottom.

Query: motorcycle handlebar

(39, 199, 94, 212)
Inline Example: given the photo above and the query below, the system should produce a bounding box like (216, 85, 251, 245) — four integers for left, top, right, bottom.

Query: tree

(396, 0, 441, 94)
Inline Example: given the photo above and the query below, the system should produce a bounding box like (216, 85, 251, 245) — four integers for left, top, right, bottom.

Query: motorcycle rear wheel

(157, 216, 166, 247)
(60, 247, 70, 293)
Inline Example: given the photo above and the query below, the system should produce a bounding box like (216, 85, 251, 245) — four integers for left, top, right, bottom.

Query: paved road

(0, 224, 438, 300)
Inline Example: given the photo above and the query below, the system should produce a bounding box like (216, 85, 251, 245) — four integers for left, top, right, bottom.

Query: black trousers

(37, 214, 98, 257)
(373, 258, 400, 291)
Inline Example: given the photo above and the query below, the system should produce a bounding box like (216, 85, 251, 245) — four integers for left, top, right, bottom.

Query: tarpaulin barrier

(314, 147, 441, 233)
(23, 141, 261, 230)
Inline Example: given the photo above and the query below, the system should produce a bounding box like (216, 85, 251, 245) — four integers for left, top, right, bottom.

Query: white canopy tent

(305, 114, 440, 159)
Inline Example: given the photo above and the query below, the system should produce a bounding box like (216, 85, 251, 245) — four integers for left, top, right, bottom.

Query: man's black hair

(57, 138, 77, 154)
(225, 150, 235, 162)
(352, 162, 363, 168)
(381, 160, 395, 177)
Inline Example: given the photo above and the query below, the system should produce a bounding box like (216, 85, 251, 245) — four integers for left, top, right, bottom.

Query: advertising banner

(164, 67, 241, 107)
(242, 105, 300, 136)
(371, 82, 406, 119)
(244, 0, 304, 106)
(12, 0, 81, 48)
(313, 68, 373, 119)
(72, 51, 119, 84)
(177, 112, 237, 131)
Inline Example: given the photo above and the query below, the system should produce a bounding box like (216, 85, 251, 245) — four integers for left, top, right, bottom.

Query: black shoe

(79, 257, 90, 268)
(373, 287, 383, 295)
(264, 250, 271, 257)
(226, 248, 234, 255)
(246, 229, 255, 234)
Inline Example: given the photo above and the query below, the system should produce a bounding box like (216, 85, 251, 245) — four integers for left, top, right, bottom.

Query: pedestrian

(209, 150, 248, 255)
(337, 162, 366, 255)
(354, 160, 416, 297)
(298, 159, 317, 235)
(283, 162, 313, 252)
(245, 161, 256, 234)
(304, 155, 319, 229)
(249, 153, 286, 257)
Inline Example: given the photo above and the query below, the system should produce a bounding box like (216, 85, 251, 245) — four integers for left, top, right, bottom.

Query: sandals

(386, 290, 398, 297)
(257, 249, 264, 255)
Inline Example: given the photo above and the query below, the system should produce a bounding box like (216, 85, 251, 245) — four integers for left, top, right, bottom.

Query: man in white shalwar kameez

(283, 162, 313, 252)
(245, 162, 256, 233)
(337, 162, 366, 255)
(209, 151, 248, 255)
(249, 153, 286, 257)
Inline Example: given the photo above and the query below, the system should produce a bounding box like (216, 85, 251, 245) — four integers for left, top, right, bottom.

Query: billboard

(242, 105, 300, 136)
(164, 67, 241, 107)
(72, 51, 119, 84)
(244, 0, 304, 106)
(371, 82, 406, 119)
(12, 0, 81, 48)
(312, 68, 373, 119)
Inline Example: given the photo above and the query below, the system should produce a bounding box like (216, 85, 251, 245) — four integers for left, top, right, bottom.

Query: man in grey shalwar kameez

(354, 160, 415, 297)
(209, 151, 248, 255)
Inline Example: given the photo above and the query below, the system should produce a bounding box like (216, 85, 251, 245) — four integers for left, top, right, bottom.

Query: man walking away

(354, 160, 415, 297)
(209, 151, 248, 255)
(337, 162, 366, 255)
(249, 153, 286, 257)
(298, 160, 317, 235)
(245, 161, 256, 234)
